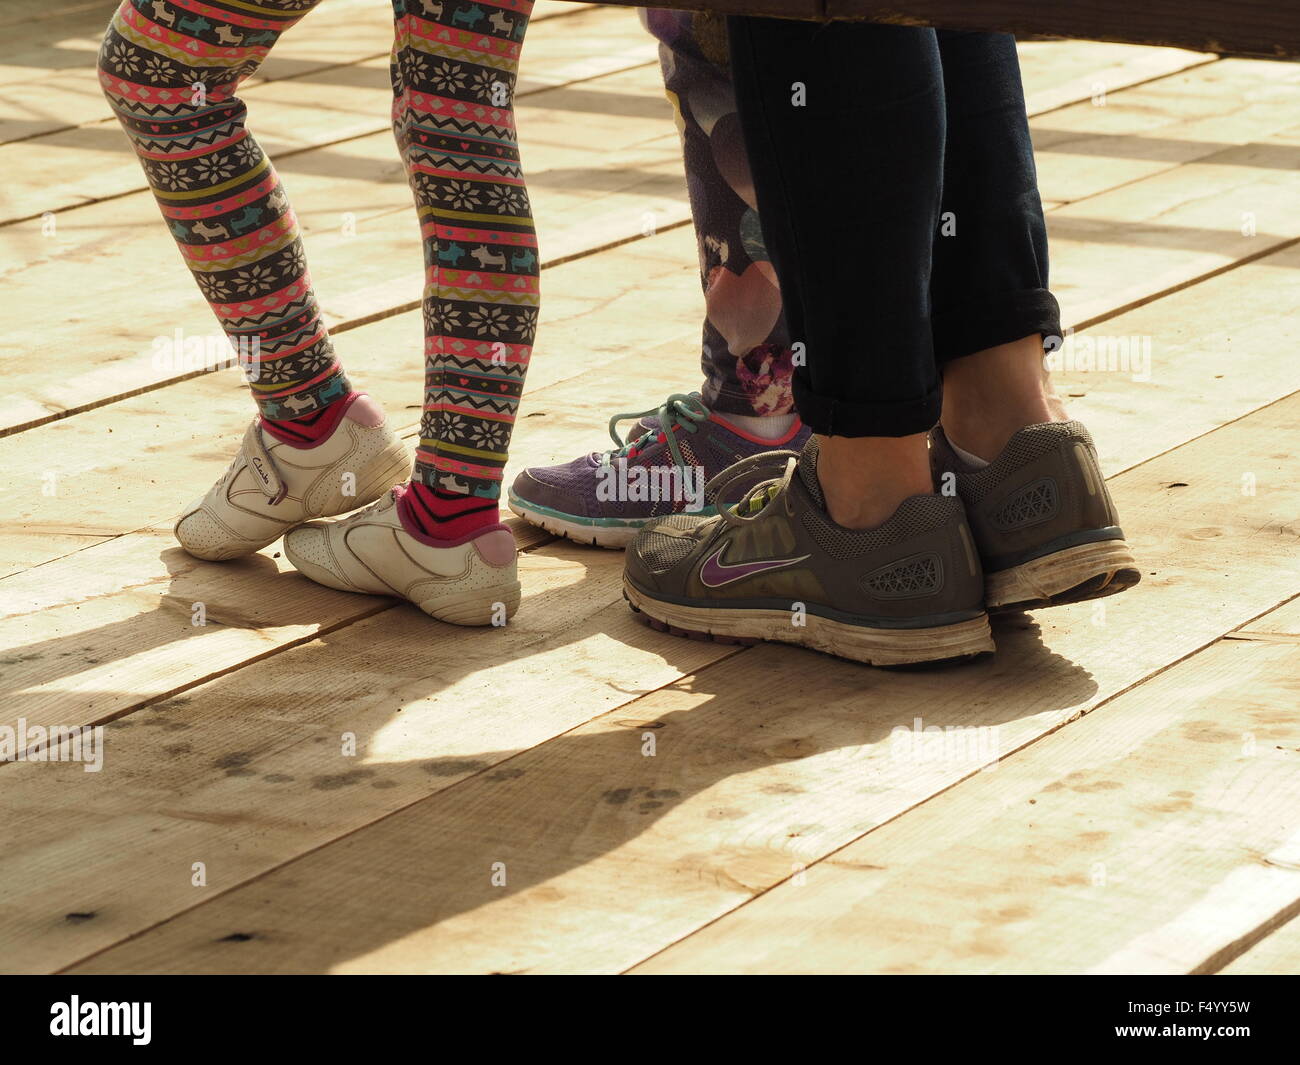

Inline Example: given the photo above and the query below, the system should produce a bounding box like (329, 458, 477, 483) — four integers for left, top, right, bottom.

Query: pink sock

(261, 390, 359, 447)
(397, 480, 499, 542)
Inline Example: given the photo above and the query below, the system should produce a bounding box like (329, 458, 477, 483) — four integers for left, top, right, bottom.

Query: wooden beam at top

(594, 0, 1300, 58)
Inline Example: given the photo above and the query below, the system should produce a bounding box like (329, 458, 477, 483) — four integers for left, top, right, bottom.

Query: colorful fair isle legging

(98, 0, 538, 501)
(641, 9, 794, 418)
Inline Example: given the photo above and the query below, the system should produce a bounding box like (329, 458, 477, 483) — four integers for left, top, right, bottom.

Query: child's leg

(276, 0, 532, 622)
(97, 0, 350, 430)
(100, 1, 412, 562)
(390, 0, 540, 540)
(641, 10, 795, 423)
(503, 11, 809, 552)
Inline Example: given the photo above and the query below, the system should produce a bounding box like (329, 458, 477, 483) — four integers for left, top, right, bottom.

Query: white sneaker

(174, 401, 410, 561)
(284, 490, 521, 626)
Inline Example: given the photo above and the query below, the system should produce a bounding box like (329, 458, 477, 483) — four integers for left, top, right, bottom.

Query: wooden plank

(0, 13, 1209, 142)
(1016, 41, 1213, 117)
(0, 47, 1289, 574)
(1220, 912, 1300, 974)
(56, 389, 1300, 974)
(584, 0, 1300, 58)
(0, 2, 595, 141)
(1233, 597, 1300, 640)
(1042, 240, 1300, 478)
(1046, 139, 1300, 327)
(6, 224, 1296, 587)
(0, 546, 739, 975)
(0, 5, 658, 213)
(0, 328, 714, 735)
(0, 223, 699, 577)
(0, 31, 1213, 193)
(1, 218, 1293, 760)
(0, 25, 1289, 983)
(6, 230, 1292, 970)
(1031, 58, 1300, 205)
(0, 1, 592, 63)
(1, 46, 1264, 437)
(0, 62, 686, 435)
(0, 0, 109, 28)
(3, 225, 1293, 968)
(634, 631, 1300, 974)
(819, 0, 1300, 60)
(0, 0, 400, 108)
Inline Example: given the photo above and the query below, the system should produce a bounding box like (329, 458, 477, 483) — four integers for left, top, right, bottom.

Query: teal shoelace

(602, 392, 710, 472)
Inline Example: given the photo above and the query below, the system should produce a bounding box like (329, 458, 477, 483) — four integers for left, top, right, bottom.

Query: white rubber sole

(624, 579, 993, 667)
(415, 582, 522, 626)
(349, 444, 413, 514)
(507, 499, 640, 550)
(986, 539, 1140, 610)
(284, 533, 521, 629)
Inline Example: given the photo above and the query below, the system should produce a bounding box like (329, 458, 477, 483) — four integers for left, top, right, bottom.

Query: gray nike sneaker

(623, 440, 993, 667)
(929, 421, 1140, 611)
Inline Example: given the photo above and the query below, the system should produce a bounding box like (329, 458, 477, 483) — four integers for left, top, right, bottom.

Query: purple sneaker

(508, 393, 810, 548)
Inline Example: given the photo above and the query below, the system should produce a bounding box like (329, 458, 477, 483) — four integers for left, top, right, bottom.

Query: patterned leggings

(642, 9, 795, 419)
(98, 0, 538, 501)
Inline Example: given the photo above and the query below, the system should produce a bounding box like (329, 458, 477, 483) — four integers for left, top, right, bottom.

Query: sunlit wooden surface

(1, 1, 1298, 974)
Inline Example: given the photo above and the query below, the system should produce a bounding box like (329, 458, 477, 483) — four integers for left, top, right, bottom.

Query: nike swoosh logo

(699, 545, 810, 588)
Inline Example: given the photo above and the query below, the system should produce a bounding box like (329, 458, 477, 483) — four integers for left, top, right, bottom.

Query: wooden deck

(1, 1, 1299, 975)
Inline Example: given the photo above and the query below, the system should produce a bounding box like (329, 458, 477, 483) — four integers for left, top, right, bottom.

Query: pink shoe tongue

(343, 392, 385, 427)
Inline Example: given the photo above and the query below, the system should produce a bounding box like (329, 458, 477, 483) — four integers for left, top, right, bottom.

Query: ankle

(941, 408, 1054, 463)
(717, 411, 799, 442)
(816, 433, 932, 530)
(262, 389, 375, 447)
(398, 481, 499, 543)
(941, 334, 1067, 460)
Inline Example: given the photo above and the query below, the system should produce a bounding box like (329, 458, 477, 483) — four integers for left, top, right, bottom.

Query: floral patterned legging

(642, 9, 795, 418)
(98, 0, 538, 500)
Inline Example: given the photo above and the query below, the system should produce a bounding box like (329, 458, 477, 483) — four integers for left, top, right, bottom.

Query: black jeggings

(727, 19, 1061, 437)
